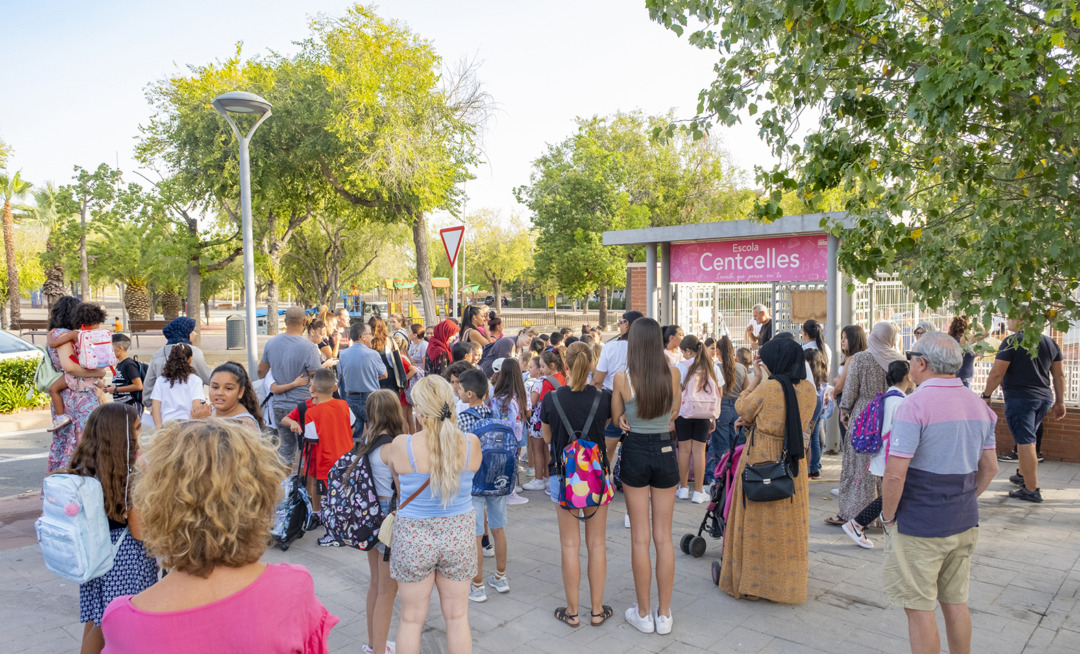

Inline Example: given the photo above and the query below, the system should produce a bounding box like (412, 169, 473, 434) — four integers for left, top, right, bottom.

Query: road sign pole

(452, 261, 458, 319)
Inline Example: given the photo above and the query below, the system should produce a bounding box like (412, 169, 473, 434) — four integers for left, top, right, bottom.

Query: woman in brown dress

(720, 337, 817, 604)
(828, 321, 904, 525)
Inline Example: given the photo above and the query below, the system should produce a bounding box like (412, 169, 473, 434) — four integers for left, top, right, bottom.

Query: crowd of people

(35, 295, 1066, 654)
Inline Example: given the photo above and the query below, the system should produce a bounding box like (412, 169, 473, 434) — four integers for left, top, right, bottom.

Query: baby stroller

(679, 439, 744, 562)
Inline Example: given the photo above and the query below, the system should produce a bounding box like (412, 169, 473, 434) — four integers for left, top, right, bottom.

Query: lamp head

(212, 91, 272, 116)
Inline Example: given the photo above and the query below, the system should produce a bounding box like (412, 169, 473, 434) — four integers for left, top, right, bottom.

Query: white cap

(492, 357, 505, 373)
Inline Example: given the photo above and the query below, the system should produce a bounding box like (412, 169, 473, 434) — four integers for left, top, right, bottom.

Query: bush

(0, 355, 49, 413)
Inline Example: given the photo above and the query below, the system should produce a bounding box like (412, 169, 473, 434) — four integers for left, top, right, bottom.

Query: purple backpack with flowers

(850, 389, 905, 454)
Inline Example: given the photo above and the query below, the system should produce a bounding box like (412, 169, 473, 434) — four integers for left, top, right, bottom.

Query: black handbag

(741, 426, 796, 505)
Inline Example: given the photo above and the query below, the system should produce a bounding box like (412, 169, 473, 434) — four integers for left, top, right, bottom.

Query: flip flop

(554, 607, 579, 627)
(824, 515, 845, 526)
(590, 605, 613, 626)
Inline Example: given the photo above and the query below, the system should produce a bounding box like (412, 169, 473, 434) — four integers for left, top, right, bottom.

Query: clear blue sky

(1, 0, 771, 223)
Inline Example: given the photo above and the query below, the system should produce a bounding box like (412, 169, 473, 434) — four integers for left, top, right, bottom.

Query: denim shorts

(619, 432, 678, 489)
(548, 474, 561, 504)
(472, 495, 508, 535)
(1004, 396, 1052, 446)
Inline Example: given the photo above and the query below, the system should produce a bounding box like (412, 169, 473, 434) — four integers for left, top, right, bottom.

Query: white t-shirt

(595, 340, 628, 391)
(150, 373, 205, 423)
(676, 359, 725, 389)
(868, 385, 906, 477)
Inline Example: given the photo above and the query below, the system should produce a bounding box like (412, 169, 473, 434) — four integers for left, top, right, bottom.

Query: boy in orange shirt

(281, 368, 355, 546)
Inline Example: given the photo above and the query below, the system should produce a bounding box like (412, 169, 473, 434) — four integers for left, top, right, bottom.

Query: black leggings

(854, 497, 883, 529)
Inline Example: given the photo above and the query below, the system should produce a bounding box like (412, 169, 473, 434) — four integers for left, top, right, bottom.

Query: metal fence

(675, 283, 773, 347)
(498, 310, 603, 332)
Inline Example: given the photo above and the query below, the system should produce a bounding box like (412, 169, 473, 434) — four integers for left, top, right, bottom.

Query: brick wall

(989, 402, 1080, 463)
(628, 264, 646, 315)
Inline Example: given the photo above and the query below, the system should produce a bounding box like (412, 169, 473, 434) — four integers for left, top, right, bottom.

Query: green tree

(0, 138, 11, 168)
(649, 0, 1080, 344)
(19, 183, 73, 306)
(0, 170, 31, 325)
(70, 165, 122, 302)
(461, 210, 533, 309)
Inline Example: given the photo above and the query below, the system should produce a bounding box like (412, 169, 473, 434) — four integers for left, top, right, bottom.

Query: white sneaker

(506, 490, 528, 505)
(469, 583, 487, 602)
(654, 609, 673, 635)
(483, 544, 494, 557)
(624, 512, 631, 529)
(522, 478, 546, 491)
(830, 488, 840, 496)
(624, 605, 654, 633)
(691, 491, 709, 504)
(701, 482, 713, 494)
(675, 486, 690, 500)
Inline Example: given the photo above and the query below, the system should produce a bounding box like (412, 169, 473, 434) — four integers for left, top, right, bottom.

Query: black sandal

(590, 605, 613, 626)
(824, 515, 845, 526)
(554, 607, 579, 627)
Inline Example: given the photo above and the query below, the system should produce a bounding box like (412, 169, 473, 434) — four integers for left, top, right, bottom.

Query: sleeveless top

(369, 442, 394, 499)
(623, 374, 672, 434)
(215, 410, 259, 430)
(397, 434, 474, 519)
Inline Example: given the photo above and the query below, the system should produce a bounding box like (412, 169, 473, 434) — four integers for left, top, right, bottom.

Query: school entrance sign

(670, 234, 829, 283)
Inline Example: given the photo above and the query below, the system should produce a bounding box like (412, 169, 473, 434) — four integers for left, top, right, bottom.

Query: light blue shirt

(337, 343, 385, 394)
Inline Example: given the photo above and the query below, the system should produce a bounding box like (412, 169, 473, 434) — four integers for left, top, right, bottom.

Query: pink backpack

(77, 329, 117, 370)
(680, 372, 722, 419)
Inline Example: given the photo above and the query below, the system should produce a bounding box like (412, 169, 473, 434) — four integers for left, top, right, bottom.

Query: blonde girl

(385, 376, 482, 654)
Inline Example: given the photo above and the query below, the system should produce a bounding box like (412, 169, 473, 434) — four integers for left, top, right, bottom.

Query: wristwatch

(981, 393, 992, 399)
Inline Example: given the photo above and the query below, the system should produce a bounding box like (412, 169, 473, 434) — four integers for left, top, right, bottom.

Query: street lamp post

(212, 91, 272, 376)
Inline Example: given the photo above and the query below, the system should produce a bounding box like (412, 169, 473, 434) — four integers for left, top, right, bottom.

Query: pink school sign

(670, 234, 829, 283)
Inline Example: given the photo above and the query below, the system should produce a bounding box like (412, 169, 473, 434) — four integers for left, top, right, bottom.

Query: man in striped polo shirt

(880, 333, 999, 654)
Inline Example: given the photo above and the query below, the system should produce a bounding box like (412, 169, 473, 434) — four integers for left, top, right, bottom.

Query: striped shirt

(889, 377, 997, 538)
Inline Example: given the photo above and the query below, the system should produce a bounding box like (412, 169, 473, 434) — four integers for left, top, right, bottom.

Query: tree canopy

(648, 0, 1080, 346)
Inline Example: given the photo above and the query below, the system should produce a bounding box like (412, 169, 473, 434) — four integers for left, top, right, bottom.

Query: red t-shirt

(287, 399, 355, 480)
(538, 373, 566, 402)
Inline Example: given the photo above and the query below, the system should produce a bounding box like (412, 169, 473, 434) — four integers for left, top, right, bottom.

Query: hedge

(0, 355, 49, 413)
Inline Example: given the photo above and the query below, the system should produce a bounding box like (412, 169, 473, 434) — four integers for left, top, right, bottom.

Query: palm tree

(1, 171, 32, 325)
(19, 183, 69, 307)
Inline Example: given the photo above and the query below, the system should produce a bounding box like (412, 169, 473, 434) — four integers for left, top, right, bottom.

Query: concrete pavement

(1, 455, 1078, 653)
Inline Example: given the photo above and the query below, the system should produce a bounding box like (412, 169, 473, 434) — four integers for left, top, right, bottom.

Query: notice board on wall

(791, 290, 827, 324)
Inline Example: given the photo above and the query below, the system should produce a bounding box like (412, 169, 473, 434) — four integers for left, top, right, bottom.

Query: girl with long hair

(65, 403, 158, 654)
(704, 336, 747, 486)
(385, 376, 481, 654)
(208, 362, 264, 431)
(610, 318, 681, 635)
(674, 335, 721, 503)
(150, 344, 206, 428)
(360, 390, 406, 654)
(539, 342, 613, 627)
(459, 306, 490, 347)
(408, 323, 428, 369)
(800, 319, 830, 369)
(491, 357, 529, 505)
(307, 319, 337, 364)
(828, 324, 868, 435)
(662, 325, 683, 367)
(804, 348, 828, 479)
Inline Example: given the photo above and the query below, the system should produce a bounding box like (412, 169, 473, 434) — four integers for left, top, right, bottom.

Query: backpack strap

(544, 375, 563, 390)
(550, 389, 605, 469)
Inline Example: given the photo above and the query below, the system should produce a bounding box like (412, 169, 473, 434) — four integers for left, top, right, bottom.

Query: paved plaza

(1, 455, 1078, 653)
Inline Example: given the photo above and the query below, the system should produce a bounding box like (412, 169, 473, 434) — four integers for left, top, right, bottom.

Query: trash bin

(226, 315, 245, 350)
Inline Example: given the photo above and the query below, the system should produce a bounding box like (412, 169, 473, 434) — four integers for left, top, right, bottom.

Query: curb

(0, 409, 51, 433)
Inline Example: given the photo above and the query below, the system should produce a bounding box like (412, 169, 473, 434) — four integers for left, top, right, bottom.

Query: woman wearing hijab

(719, 337, 817, 603)
(142, 317, 214, 411)
(827, 321, 904, 526)
(424, 319, 459, 376)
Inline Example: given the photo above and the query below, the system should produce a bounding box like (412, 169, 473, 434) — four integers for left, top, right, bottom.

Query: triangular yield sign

(440, 226, 465, 268)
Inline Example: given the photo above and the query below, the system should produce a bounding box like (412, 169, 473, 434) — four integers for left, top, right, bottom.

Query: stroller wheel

(711, 561, 721, 585)
(690, 536, 707, 558)
(680, 533, 693, 555)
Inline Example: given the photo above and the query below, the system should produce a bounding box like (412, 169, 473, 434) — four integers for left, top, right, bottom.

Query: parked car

(0, 330, 42, 362)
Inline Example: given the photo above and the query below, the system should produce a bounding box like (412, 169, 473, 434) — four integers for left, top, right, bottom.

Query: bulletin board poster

(670, 234, 829, 283)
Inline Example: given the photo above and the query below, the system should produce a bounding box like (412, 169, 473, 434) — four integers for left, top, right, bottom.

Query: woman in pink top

(100, 419, 339, 653)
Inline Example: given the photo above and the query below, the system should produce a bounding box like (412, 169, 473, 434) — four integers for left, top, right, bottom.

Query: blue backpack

(850, 389, 905, 454)
(37, 475, 127, 584)
(466, 407, 519, 497)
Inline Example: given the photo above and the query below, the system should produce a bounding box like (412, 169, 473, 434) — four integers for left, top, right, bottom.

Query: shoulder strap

(396, 479, 430, 512)
(550, 388, 603, 440)
(545, 375, 562, 389)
